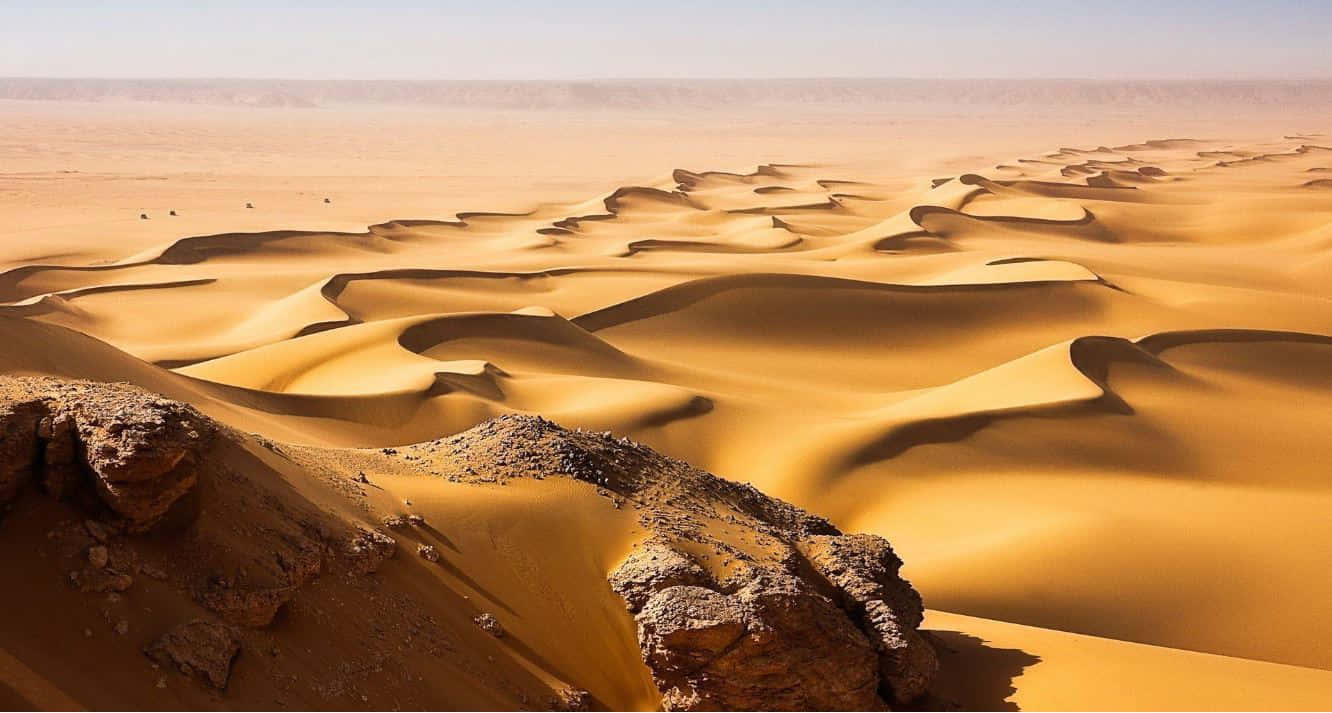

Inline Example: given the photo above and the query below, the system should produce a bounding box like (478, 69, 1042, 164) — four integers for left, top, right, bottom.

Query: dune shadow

(918, 630, 1040, 711)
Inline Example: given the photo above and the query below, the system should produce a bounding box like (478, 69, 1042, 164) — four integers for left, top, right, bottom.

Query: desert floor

(2, 98, 1331, 710)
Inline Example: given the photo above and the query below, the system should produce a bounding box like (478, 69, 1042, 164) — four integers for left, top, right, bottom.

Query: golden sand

(1, 98, 1330, 709)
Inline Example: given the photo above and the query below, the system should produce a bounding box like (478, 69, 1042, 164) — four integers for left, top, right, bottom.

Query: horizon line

(5, 76, 1332, 83)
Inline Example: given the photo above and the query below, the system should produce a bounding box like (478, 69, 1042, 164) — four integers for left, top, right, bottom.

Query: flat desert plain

(1, 84, 1331, 710)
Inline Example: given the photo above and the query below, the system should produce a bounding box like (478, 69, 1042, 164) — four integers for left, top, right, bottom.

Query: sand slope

(3, 122, 1332, 709)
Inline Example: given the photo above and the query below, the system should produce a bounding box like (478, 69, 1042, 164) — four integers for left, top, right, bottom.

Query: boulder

(200, 584, 298, 628)
(474, 612, 503, 637)
(345, 528, 397, 574)
(633, 577, 883, 711)
(145, 620, 241, 689)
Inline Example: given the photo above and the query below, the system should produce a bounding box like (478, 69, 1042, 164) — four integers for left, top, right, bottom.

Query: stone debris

(547, 686, 592, 711)
(474, 613, 503, 637)
(417, 544, 440, 562)
(345, 528, 397, 575)
(145, 620, 241, 689)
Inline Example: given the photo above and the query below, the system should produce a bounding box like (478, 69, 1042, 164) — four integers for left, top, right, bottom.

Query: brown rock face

(635, 578, 882, 711)
(0, 399, 43, 502)
(615, 534, 937, 711)
(0, 377, 215, 530)
(40, 414, 81, 499)
(799, 534, 937, 705)
(345, 528, 397, 574)
(145, 620, 241, 689)
(608, 539, 710, 612)
(200, 585, 299, 628)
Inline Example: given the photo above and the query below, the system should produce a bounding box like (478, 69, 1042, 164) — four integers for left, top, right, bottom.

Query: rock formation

(2, 380, 935, 708)
(409, 414, 937, 710)
(145, 620, 241, 689)
(0, 376, 214, 530)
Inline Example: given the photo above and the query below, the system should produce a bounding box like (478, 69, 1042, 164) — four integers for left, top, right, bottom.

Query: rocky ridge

(403, 415, 937, 710)
(2, 379, 935, 709)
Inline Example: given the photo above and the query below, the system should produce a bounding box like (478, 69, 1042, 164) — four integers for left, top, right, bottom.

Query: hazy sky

(2, 1, 1329, 80)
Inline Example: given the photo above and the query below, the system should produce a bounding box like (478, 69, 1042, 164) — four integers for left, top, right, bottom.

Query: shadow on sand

(917, 630, 1041, 711)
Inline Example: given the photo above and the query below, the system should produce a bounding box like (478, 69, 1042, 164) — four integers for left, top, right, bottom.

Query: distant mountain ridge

(2, 77, 1330, 110)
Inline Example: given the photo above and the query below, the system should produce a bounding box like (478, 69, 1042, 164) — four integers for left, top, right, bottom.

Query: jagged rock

(609, 539, 711, 612)
(0, 377, 215, 530)
(345, 528, 397, 574)
(200, 584, 297, 628)
(145, 620, 240, 689)
(417, 544, 440, 562)
(799, 534, 936, 704)
(863, 600, 938, 706)
(474, 612, 503, 637)
(39, 414, 80, 499)
(799, 534, 923, 629)
(0, 398, 43, 502)
(634, 576, 882, 711)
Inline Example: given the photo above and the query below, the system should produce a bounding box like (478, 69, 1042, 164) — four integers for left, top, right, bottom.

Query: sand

(1, 92, 1330, 710)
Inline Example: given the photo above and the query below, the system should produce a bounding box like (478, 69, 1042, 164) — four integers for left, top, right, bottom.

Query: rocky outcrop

(200, 584, 299, 628)
(416, 415, 936, 711)
(799, 535, 937, 705)
(0, 377, 214, 530)
(633, 577, 882, 710)
(613, 537, 933, 711)
(5, 383, 936, 707)
(145, 620, 241, 689)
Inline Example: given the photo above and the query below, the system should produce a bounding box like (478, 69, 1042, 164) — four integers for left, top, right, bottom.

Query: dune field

(1, 89, 1331, 710)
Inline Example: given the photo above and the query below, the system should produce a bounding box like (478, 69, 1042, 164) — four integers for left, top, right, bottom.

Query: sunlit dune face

(1, 97, 1331, 710)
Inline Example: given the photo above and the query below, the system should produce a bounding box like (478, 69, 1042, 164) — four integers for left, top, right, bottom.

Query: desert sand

(1, 86, 1330, 710)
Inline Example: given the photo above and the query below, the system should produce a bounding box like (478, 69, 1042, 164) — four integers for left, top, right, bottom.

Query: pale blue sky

(1, 1, 1328, 80)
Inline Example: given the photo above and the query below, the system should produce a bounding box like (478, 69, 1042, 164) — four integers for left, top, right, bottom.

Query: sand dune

(2, 104, 1332, 711)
